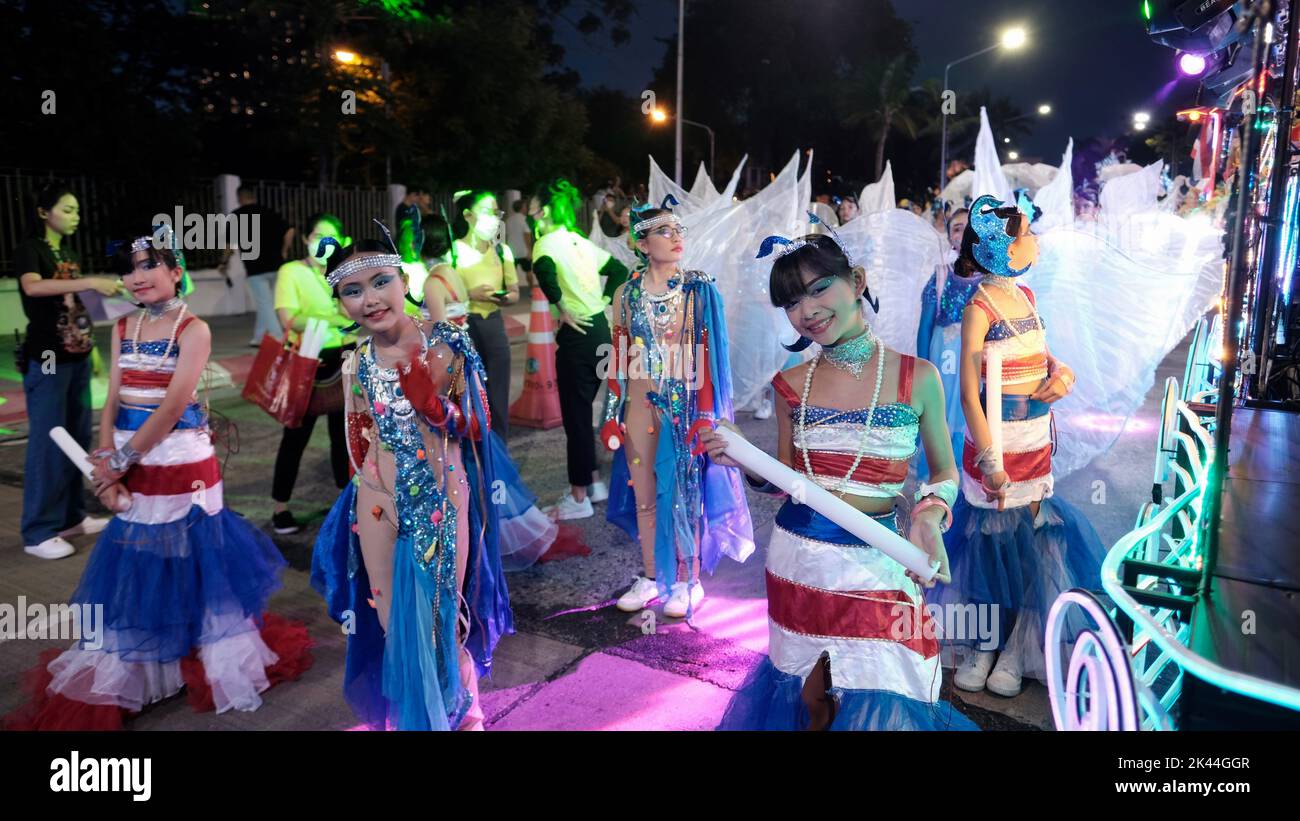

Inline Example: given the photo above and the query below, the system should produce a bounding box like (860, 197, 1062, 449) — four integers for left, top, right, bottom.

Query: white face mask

(472, 215, 500, 241)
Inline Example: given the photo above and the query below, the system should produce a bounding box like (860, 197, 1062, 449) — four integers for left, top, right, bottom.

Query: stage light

(1134, 111, 1151, 124)
(1001, 27, 1027, 50)
(333, 50, 358, 64)
(1142, 0, 1152, 21)
(1134, 121, 1147, 131)
(1038, 103, 1052, 115)
(1003, 137, 1011, 143)
(1179, 53, 1207, 76)
(1008, 151, 1020, 160)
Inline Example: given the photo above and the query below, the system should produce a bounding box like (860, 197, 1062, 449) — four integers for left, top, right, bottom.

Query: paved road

(0, 309, 1185, 730)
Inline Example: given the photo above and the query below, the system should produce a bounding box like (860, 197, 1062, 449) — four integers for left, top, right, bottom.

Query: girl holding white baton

(941, 194, 1105, 699)
(698, 226, 977, 732)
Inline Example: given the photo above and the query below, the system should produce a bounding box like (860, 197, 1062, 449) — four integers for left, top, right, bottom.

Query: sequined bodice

(357, 333, 458, 577)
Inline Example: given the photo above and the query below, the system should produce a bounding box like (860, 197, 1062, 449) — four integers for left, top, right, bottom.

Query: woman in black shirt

(15, 182, 123, 560)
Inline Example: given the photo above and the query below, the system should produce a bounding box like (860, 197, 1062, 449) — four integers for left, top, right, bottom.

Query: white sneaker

(663, 580, 705, 618)
(753, 388, 773, 420)
(587, 480, 609, 504)
(59, 516, 109, 538)
(545, 492, 593, 521)
(24, 537, 76, 560)
(954, 650, 996, 692)
(616, 576, 662, 612)
(986, 649, 1023, 697)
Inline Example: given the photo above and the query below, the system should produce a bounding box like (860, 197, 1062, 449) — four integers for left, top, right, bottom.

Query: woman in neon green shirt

(268, 212, 356, 534)
(430, 191, 519, 437)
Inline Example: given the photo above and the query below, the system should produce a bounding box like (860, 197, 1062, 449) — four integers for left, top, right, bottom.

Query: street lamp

(1008, 151, 1020, 160)
(650, 108, 715, 180)
(940, 25, 1029, 196)
(333, 49, 358, 64)
(1038, 103, 1052, 115)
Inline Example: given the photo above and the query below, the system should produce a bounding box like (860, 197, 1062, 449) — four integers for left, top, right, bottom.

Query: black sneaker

(272, 510, 302, 535)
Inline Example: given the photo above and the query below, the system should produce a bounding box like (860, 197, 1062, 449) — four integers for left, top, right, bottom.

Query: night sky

(556, 0, 1196, 167)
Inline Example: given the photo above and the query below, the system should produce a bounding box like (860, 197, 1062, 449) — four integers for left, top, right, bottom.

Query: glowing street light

(1134, 111, 1151, 124)
(1134, 121, 1147, 131)
(1008, 151, 1020, 160)
(1003, 137, 1011, 143)
(940, 25, 1031, 193)
(1038, 103, 1052, 115)
(333, 49, 358, 64)
(650, 108, 668, 124)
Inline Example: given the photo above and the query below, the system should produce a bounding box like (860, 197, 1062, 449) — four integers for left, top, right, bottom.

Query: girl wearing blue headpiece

(916, 207, 977, 481)
(937, 194, 1105, 699)
(602, 199, 755, 619)
(309, 231, 520, 730)
(698, 228, 978, 731)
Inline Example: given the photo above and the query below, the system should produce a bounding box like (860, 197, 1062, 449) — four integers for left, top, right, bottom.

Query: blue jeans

(22, 357, 92, 545)
(247, 271, 279, 343)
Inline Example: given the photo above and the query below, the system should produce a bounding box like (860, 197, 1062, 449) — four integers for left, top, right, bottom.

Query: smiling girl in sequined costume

(602, 200, 754, 619)
(937, 194, 1106, 699)
(310, 229, 525, 730)
(699, 224, 977, 731)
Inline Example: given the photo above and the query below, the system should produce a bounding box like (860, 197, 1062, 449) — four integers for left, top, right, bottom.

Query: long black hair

(768, 234, 877, 352)
(27, 180, 76, 238)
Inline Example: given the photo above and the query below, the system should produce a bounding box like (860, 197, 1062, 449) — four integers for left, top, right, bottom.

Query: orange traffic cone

(509, 287, 564, 429)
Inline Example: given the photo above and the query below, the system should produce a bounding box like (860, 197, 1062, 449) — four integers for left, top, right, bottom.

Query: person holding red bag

(267, 213, 357, 534)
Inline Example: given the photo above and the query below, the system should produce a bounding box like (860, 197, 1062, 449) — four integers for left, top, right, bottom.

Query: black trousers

(272, 345, 351, 503)
(467, 311, 512, 439)
(555, 312, 611, 487)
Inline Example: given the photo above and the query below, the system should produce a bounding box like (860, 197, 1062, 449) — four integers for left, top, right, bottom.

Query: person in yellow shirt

(268, 213, 357, 534)
(429, 190, 519, 437)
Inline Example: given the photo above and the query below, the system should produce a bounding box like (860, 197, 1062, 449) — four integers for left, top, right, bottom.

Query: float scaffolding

(1046, 0, 1300, 730)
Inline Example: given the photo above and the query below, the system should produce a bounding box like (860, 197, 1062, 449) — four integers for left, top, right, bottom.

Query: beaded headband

(323, 217, 405, 287)
(756, 211, 856, 267)
(630, 195, 681, 235)
(326, 252, 403, 287)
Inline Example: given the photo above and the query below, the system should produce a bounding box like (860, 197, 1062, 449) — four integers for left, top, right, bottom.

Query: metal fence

(240, 177, 393, 245)
(1, 168, 220, 274)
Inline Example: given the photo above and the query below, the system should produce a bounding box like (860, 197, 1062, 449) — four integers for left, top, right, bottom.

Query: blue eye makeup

(340, 284, 363, 298)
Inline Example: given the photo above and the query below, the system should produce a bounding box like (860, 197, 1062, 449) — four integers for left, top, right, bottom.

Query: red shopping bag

(241, 334, 318, 428)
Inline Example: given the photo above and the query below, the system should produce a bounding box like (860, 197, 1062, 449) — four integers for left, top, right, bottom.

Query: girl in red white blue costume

(5, 227, 310, 731)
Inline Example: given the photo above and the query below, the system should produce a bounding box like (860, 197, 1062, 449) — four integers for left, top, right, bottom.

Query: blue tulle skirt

(718, 658, 979, 731)
(70, 506, 287, 663)
(936, 495, 1107, 681)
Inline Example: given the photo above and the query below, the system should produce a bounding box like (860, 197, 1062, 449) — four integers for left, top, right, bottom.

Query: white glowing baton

(50, 426, 132, 512)
(50, 426, 96, 479)
(714, 426, 938, 582)
(985, 350, 1003, 466)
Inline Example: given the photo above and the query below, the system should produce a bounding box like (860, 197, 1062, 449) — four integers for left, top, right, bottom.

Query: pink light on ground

(681, 595, 770, 653)
(1179, 53, 1207, 76)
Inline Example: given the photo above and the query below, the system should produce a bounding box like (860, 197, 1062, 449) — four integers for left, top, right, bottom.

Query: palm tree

(844, 54, 925, 180)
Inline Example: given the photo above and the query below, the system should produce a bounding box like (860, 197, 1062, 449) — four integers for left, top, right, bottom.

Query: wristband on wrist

(974, 446, 1003, 478)
(915, 479, 958, 508)
(912, 497, 953, 533)
(108, 443, 141, 474)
